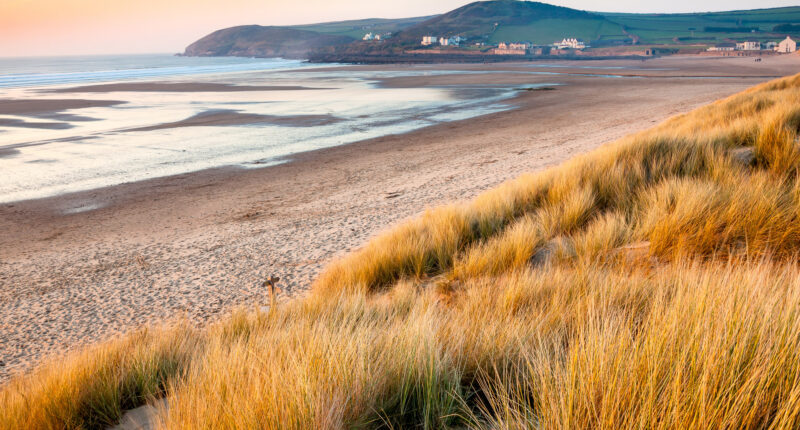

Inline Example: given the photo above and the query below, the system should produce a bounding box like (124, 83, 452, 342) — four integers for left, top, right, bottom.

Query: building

(494, 42, 529, 55)
(362, 33, 375, 41)
(421, 36, 437, 46)
(777, 36, 797, 53)
(707, 43, 736, 52)
(736, 41, 761, 51)
(506, 42, 530, 50)
(439, 36, 464, 47)
(555, 38, 586, 50)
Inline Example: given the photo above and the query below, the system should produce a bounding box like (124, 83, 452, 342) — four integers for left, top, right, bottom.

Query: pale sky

(1, 0, 799, 57)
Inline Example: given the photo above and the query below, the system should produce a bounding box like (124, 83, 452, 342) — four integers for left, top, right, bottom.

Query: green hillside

(394, 0, 622, 44)
(292, 16, 435, 39)
(489, 18, 627, 44)
(184, 1, 800, 59)
(603, 7, 800, 45)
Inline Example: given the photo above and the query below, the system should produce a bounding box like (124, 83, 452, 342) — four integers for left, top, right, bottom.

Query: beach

(2, 55, 799, 382)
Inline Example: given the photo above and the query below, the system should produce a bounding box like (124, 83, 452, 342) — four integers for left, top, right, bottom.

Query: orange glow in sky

(1, 0, 798, 57)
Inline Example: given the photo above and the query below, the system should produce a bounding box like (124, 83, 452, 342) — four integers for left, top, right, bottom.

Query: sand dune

(2, 56, 799, 382)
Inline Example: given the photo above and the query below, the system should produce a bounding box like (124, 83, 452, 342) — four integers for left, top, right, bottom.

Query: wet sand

(46, 82, 324, 93)
(0, 99, 125, 116)
(0, 118, 73, 130)
(1, 55, 799, 382)
(128, 109, 343, 132)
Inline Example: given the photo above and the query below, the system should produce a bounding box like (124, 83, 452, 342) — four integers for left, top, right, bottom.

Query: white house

(439, 36, 464, 47)
(421, 36, 437, 46)
(707, 43, 735, 52)
(504, 42, 530, 50)
(555, 38, 586, 50)
(736, 41, 761, 51)
(777, 36, 797, 53)
(495, 42, 528, 55)
(362, 33, 375, 41)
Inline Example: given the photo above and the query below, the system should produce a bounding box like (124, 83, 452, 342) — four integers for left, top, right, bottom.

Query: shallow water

(0, 55, 541, 203)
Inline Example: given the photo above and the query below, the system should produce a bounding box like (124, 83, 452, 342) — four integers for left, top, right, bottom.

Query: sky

(1, 0, 799, 57)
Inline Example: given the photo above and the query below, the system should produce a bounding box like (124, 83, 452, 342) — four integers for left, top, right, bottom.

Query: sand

(127, 109, 343, 132)
(1, 55, 799, 383)
(0, 98, 125, 116)
(46, 82, 323, 93)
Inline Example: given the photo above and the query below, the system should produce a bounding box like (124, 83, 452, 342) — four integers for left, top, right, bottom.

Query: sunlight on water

(0, 55, 543, 203)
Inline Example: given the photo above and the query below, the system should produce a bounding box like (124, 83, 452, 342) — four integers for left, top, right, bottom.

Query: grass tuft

(7, 73, 800, 429)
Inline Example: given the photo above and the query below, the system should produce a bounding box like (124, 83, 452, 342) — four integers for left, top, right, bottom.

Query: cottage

(736, 41, 761, 51)
(707, 43, 736, 52)
(362, 33, 375, 41)
(555, 38, 585, 50)
(495, 42, 527, 55)
(777, 36, 797, 53)
(421, 36, 437, 46)
(439, 36, 463, 47)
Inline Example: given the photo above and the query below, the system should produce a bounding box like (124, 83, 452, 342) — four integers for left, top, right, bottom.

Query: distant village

(707, 36, 797, 54)
(359, 31, 798, 58)
(419, 35, 586, 55)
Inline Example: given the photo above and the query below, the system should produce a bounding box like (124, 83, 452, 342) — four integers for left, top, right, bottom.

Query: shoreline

(2, 56, 799, 382)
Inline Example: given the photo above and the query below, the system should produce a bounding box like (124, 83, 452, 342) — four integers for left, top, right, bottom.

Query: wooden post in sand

(264, 275, 281, 313)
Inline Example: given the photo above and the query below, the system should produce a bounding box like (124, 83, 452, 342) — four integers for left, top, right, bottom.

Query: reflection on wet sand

(127, 109, 343, 132)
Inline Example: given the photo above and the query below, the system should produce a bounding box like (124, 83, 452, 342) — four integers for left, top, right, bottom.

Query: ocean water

(0, 54, 533, 205)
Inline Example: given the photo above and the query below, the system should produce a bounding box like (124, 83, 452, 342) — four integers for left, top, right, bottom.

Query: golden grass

(5, 74, 800, 429)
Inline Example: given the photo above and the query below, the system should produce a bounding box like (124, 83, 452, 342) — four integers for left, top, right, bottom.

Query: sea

(0, 54, 536, 204)
(0, 54, 544, 204)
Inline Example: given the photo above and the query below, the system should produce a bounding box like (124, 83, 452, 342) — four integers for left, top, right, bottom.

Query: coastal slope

(4, 62, 800, 428)
(182, 1, 800, 59)
(183, 25, 353, 58)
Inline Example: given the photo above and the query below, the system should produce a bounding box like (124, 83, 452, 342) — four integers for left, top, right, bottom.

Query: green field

(489, 18, 627, 44)
(276, 4, 800, 51)
(293, 16, 434, 40)
(483, 6, 800, 47)
(603, 7, 800, 45)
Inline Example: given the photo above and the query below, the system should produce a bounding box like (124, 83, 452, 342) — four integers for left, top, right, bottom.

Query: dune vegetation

(5, 74, 800, 429)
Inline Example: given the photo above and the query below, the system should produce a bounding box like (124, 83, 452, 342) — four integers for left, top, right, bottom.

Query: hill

(183, 1, 800, 60)
(394, 0, 626, 45)
(604, 6, 800, 46)
(292, 16, 437, 39)
(182, 26, 354, 58)
(5, 72, 800, 428)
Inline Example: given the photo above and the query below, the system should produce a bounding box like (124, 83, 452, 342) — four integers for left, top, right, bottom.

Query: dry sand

(1, 55, 799, 382)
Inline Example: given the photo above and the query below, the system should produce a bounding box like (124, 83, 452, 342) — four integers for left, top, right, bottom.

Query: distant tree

(703, 26, 758, 33)
(773, 23, 800, 33)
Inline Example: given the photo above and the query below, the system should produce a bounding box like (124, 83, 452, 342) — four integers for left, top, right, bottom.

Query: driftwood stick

(263, 275, 281, 313)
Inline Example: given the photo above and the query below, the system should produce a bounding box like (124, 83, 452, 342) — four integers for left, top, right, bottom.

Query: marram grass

(5, 74, 800, 429)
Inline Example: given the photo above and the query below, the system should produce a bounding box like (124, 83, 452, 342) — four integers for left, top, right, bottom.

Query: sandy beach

(1, 55, 799, 382)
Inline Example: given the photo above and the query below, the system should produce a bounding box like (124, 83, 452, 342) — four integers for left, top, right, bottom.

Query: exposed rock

(531, 238, 562, 266)
(615, 241, 652, 264)
(730, 147, 756, 166)
(108, 399, 167, 430)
